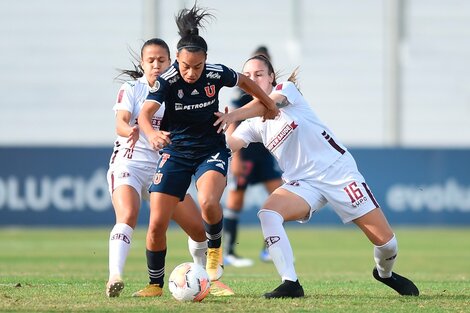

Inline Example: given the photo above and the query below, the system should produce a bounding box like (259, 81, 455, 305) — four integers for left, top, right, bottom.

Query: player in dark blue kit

(133, 4, 278, 297)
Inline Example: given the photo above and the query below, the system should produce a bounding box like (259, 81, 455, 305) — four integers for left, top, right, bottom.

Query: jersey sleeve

(220, 64, 239, 88)
(113, 82, 135, 113)
(232, 118, 262, 147)
(271, 81, 301, 106)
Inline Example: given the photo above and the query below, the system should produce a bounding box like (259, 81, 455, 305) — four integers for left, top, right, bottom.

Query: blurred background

(1, 0, 469, 226)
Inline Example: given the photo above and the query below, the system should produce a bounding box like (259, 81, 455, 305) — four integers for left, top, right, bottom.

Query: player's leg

(259, 177, 283, 262)
(172, 193, 208, 267)
(353, 207, 419, 296)
(196, 170, 226, 279)
(258, 188, 308, 298)
(132, 192, 179, 297)
(223, 188, 254, 267)
(106, 167, 141, 297)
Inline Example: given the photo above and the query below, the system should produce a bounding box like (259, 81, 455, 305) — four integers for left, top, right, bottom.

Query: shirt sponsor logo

(174, 99, 216, 111)
(206, 71, 221, 79)
(267, 122, 297, 152)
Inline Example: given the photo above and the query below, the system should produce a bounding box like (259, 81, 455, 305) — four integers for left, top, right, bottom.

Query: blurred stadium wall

(1, 0, 469, 226)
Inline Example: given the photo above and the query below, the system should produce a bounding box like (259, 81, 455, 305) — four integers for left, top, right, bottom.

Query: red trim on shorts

(362, 182, 379, 208)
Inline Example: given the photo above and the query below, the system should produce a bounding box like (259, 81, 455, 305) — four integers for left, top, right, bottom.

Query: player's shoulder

(273, 81, 297, 92)
(159, 63, 180, 85)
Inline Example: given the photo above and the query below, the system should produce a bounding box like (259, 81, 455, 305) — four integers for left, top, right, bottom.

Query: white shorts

(107, 163, 155, 201)
(280, 152, 379, 224)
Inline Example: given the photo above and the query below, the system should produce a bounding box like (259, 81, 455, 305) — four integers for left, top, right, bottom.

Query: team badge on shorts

(153, 172, 163, 185)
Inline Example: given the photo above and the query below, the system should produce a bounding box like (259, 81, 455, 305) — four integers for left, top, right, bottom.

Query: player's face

(177, 49, 207, 84)
(141, 44, 171, 86)
(242, 59, 274, 95)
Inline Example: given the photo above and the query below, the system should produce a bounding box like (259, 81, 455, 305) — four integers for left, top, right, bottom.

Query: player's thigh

(353, 208, 394, 246)
(263, 178, 283, 194)
(263, 188, 311, 222)
(173, 194, 206, 241)
(111, 185, 140, 226)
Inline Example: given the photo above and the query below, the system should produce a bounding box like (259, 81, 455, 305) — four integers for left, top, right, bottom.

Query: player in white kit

(215, 55, 419, 298)
(106, 38, 207, 297)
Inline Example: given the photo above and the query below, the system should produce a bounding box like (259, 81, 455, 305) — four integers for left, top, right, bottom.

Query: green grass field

(1, 227, 469, 312)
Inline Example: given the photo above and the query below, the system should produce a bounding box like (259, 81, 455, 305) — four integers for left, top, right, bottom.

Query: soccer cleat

(264, 280, 305, 299)
(373, 267, 419, 296)
(209, 280, 235, 297)
(206, 247, 223, 281)
(106, 276, 124, 297)
(131, 283, 163, 297)
(224, 254, 254, 267)
(259, 248, 273, 262)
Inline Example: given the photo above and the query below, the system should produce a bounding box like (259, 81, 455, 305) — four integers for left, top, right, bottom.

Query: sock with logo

(374, 234, 398, 278)
(258, 209, 297, 282)
(188, 237, 207, 267)
(146, 249, 167, 286)
(108, 223, 133, 279)
(223, 207, 240, 255)
(204, 218, 223, 248)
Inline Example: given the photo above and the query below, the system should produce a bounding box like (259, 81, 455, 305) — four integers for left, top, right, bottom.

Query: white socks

(258, 209, 298, 282)
(374, 234, 398, 278)
(108, 223, 133, 279)
(188, 237, 208, 267)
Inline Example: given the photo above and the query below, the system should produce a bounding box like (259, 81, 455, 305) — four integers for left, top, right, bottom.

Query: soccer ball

(168, 262, 211, 302)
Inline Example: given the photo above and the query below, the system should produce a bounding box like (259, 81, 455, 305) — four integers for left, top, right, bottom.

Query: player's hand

(149, 130, 171, 150)
(127, 126, 139, 149)
(262, 106, 279, 122)
(214, 107, 234, 133)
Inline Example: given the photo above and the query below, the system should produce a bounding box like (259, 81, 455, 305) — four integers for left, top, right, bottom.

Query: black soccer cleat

(264, 280, 305, 299)
(373, 267, 419, 296)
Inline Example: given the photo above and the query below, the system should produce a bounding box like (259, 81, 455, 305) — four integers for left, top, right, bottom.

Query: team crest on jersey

(204, 85, 216, 97)
(178, 89, 184, 99)
(150, 81, 160, 92)
(153, 172, 163, 185)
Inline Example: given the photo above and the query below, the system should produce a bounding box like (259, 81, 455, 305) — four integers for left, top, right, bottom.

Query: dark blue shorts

(149, 148, 230, 200)
(228, 143, 282, 191)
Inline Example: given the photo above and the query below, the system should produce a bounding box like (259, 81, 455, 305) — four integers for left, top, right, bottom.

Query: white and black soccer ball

(168, 262, 211, 302)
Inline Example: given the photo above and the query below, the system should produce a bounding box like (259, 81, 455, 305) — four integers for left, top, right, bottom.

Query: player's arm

(225, 133, 247, 154)
(214, 92, 287, 133)
(237, 74, 279, 119)
(138, 100, 170, 150)
(115, 110, 139, 148)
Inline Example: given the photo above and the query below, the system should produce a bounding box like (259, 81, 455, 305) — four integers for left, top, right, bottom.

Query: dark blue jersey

(147, 61, 238, 158)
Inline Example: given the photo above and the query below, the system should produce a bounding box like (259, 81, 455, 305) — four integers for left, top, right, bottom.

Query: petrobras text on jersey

(0, 169, 111, 212)
(386, 178, 470, 212)
(175, 99, 216, 111)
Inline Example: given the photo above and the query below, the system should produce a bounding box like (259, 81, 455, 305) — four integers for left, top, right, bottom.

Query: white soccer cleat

(106, 276, 124, 297)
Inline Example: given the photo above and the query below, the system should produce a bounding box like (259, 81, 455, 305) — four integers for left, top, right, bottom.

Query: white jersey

(232, 81, 347, 183)
(109, 76, 164, 168)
